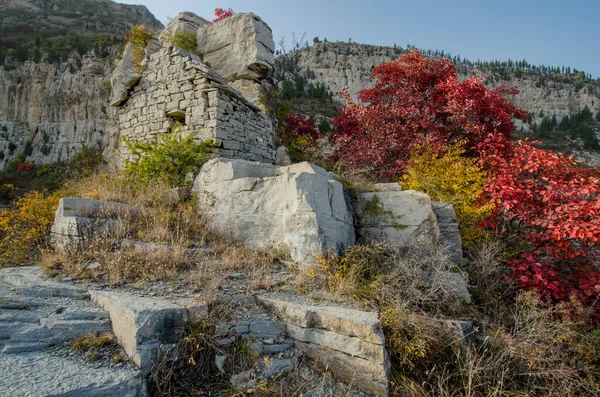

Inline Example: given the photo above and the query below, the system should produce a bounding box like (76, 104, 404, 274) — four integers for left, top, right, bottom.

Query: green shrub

(122, 127, 215, 187)
(161, 31, 198, 55)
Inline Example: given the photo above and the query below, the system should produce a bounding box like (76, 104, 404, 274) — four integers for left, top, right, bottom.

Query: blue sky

(119, 0, 600, 77)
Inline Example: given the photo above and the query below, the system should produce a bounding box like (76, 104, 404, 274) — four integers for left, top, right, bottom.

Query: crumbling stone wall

(109, 12, 277, 166)
(113, 46, 275, 164)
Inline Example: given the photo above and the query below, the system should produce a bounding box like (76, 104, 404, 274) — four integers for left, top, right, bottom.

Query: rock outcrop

(0, 0, 162, 170)
(354, 186, 440, 247)
(159, 11, 209, 41)
(277, 42, 600, 132)
(197, 13, 275, 82)
(257, 296, 391, 396)
(0, 55, 114, 169)
(51, 197, 139, 250)
(193, 158, 355, 263)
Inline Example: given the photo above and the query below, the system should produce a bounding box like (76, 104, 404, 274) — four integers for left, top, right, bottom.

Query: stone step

(40, 318, 112, 342)
(256, 295, 391, 396)
(90, 290, 206, 373)
(2, 342, 50, 354)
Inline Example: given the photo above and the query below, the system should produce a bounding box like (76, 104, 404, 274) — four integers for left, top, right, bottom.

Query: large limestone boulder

(159, 11, 209, 41)
(193, 159, 355, 263)
(196, 13, 275, 82)
(354, 188, 440, 247)
(257, 296, 391, 395)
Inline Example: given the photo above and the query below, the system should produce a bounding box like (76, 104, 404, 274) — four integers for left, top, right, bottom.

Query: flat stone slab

(91, 291, 189, 372)
(0, 266, 144, 395)
(0, 267, 111, 354)
(0, 351, 144, 397)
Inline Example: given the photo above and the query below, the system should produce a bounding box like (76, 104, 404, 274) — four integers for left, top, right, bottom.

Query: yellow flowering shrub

(401, 142, 494, 247)
(0, 187, 59, 267)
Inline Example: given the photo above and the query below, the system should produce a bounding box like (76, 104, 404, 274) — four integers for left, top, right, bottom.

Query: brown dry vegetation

(311, 240, 600, 396)
(22, 156, 600, 396)
(40, 170, 293, 303)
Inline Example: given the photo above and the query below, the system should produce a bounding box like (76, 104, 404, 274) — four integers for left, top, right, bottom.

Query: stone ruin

(0, 11, 474, 396)
(109, 12, 277, 165)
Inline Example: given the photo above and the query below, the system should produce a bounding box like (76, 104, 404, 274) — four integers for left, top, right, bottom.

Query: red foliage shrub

(16, 163, 36, 172)
(332, 50, 600, 316)
(331, 50, 527, 180)
(213, 8, 235, 23)
(1, 39, 17, 49)
(281, 115, 321, 142)
(484, 142, 600, 312)
(19, 24, 34, 33)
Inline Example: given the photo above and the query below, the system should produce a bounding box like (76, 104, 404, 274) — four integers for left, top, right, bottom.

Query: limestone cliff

(0, 0, 162, 169)
(277, 42, 600, 130)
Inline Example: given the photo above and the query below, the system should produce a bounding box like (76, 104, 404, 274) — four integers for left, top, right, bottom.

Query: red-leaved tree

(213, 8, 234, 23)
(485, 142, 600, 311)
(279, 115, 321, 162)
(331, 50, 527, 179)
(16, 163, 36, 172)
(332, 50, 600, 315)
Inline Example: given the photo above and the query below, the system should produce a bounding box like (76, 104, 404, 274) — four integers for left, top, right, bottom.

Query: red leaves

(212, 8, 234, 23)
(281, 115, 321, 142)
(331, 49, 600, 317)
(16, 163, 36, 172)
(488, 142, 600, 312)
(331, 50, 527, 180)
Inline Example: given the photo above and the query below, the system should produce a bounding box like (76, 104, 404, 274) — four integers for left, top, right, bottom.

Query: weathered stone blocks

(112, 46, 276, 165)
(257, 296, 391, 396)
(432, 201, 463, 265)
(354, 189, 440, 247)
(90, 291, 192, 373)
(50, 197, 138, 250)
(193, 159, 355, 264)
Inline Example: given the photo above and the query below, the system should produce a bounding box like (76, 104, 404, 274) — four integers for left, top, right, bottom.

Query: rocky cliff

(0, 0, 162, 169)
(277, 42, 600, 132)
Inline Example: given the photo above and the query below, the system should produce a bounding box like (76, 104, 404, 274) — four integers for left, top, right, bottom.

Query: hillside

(0, 0, 162, 170)
(276, 41, 600, 163)
(0, 0, 162, 66)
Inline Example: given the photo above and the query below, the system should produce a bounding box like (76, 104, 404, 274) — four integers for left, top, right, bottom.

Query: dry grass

(71, 332, 115, 353)
(462, 238, 517, 318)
(307, 241, 600, 396)
(316, 243, 469, 317)
(398, 292, 600, 396)
(148, 302, 230, 397)
(43, 172, 223, 285)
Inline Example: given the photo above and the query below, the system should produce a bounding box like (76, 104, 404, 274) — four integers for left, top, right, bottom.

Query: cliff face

(0, 0, 162, 169)
(0, 54, 111, 167)
(278, 42, 600, 129)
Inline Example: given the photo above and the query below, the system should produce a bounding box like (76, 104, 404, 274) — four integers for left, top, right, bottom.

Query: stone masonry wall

(112, 45, 275, 164)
